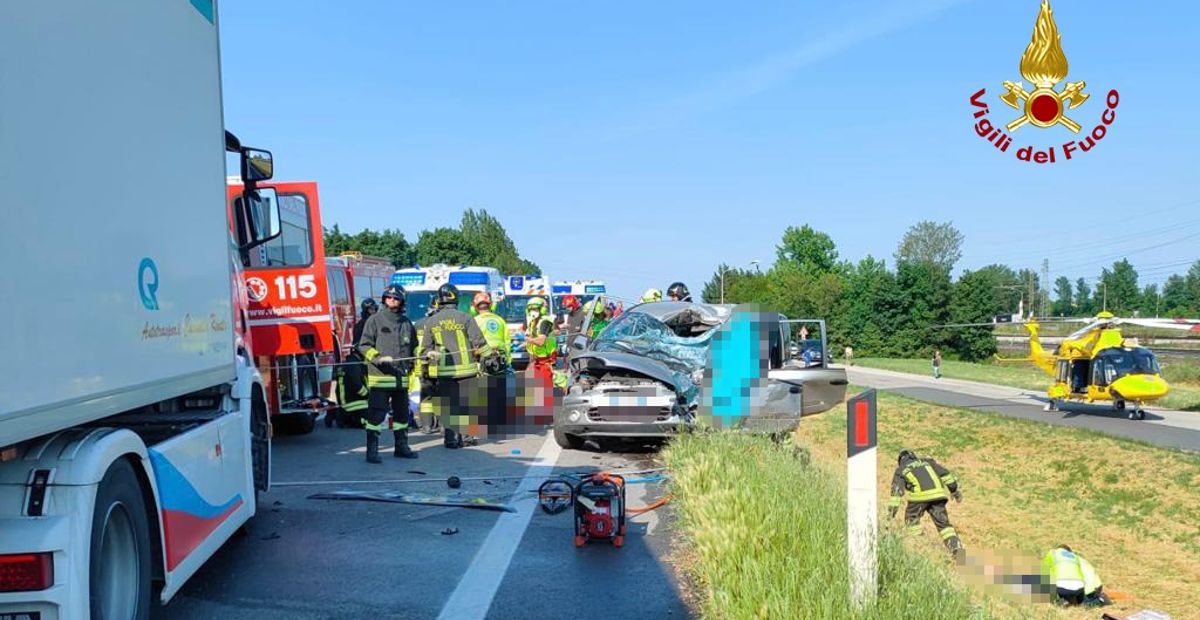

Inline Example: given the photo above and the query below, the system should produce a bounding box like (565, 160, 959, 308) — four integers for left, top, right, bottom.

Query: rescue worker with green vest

(331, 298, 377, 429)
(888, 449, 964, 557)
(472, 292, 510, 373)
(473, 292, 510, 438)
(357, 285, 419, 463)
(418, 283, 490, 449)
(586, 295, 610, 339)
(521, 296, 557, 384)
(642, 288, 662, 303)
(1041, 545, 1106, 606)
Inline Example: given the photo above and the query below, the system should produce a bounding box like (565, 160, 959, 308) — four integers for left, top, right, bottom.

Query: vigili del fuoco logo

(970, 0, 1119, 164)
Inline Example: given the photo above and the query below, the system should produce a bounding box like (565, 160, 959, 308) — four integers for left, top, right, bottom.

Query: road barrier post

(847, 389, 877, 609)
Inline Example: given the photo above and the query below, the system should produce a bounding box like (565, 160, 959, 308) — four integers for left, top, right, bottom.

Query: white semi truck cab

(0, 1, 281, 617)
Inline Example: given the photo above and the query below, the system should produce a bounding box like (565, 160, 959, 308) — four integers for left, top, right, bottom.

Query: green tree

(459, 209, 540, 274)
(1140, 283, 1160, 317)
(776, 225, 838, 274)
(413, 227, 479, 266)
(323, 225, 414, 268)
(1075, 278, 1093, 316)
(894, 221, 964, 274)
(949, 268, 1004, 361)
(1185, 260, 1200, 313)
(1099, 259, 1139, 315)
(895, 261, 953, 355)
(701, 264, 768, 304)
(1162, 275, 1189, 316)
(1052, 276, 1073, 316)
(840, 256, 903, 356)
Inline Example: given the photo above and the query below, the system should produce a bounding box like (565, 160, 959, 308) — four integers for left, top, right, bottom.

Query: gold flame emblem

(1000, 0, 1089, 133)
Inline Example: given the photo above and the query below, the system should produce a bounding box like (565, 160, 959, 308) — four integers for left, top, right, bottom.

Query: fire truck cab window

(249, 193, 312, 267)
(353, 275, 371, 308)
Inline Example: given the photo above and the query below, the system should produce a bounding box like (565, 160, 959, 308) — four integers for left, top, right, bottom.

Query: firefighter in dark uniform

(356, 285, 419, 463)
(888, 449, 964, 557)
(330, 298, 377, 428)
(417, 283, 490, 449)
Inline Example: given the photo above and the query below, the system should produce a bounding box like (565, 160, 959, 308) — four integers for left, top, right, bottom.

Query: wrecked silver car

(553, 302, 847, 449)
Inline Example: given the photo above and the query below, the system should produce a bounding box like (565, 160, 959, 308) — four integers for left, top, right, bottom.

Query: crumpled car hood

(571, 351, 683, 389)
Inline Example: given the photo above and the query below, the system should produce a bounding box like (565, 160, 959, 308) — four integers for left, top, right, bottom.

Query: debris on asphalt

(308, 491, 517, 513)
(407, 470, 427, 475)
(482, 480, 494, 485)
(510, 448, 521, 455)
(441, 527, 459, 536)
(273, 500, 283, 505)
(447, 476, 462, 489)
(260, 532, 281, 541)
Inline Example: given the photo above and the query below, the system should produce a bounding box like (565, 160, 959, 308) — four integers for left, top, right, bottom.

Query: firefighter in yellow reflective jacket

(417, 284, 490, 449)
(1041, 545, 1107, 606)
(888, 449, 964, 556)
(357, 285, 419, 463)
(331, 298, 377, 429)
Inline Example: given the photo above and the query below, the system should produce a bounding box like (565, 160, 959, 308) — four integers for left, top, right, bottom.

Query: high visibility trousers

(904, 499, 961, 552)
(365, 387, 409, 432)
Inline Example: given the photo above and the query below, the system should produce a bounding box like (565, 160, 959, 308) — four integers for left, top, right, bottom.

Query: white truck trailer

(0, 1, 281, 617)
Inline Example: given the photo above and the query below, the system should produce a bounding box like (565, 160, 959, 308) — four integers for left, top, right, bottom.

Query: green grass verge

(664, 432, 1008, 619)
(854, 357, 1200, 411)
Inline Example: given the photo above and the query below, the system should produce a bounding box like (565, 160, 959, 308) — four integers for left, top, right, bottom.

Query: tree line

(702, 221, 1200, 362)
(323, 208, 540, 275)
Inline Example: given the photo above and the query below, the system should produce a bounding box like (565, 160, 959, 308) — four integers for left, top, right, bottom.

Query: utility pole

(1040, 259, 1050, 318)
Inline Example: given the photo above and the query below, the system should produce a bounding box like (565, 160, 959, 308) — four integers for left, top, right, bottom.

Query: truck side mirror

(236, 187, 281, 251)
(241, 148, 274, 182)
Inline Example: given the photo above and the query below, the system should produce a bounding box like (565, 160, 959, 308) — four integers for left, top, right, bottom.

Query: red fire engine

(227, 180, 336, 434)
(325, 252, 396, 359)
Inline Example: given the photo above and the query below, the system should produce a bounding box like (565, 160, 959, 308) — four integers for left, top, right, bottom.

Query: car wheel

(553, 426, 583, 450)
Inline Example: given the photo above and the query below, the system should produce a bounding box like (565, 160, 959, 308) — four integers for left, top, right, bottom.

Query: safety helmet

(667, 282, 691, 302)
(436, 283, 460, 306)
(561, 295, 580, 310)
(472, 291, 493, 309)
(642, 288, 662, 303)
(590, 299, 606, 318)
(381, 285, 406, 305)
(526, 296, 548, 312)
(360, 298, 378, 314)
(898, 449, 916, 464)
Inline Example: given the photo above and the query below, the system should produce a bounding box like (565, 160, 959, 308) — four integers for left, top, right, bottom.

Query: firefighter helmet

(437, 283, 460, 306)
(561, 295, 580, 310)
(667, 282, 691, 302)
(381, 285, 406, 305)
(898, 449, 916, 464)
(642, 288, 662, 303)
(361, 298, 378, 314)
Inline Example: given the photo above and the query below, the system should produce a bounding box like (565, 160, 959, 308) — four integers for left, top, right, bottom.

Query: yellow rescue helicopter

(1001, 311, 1200, 419)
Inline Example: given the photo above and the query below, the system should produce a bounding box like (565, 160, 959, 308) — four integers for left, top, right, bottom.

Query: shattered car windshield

(590, 310, 717, 372)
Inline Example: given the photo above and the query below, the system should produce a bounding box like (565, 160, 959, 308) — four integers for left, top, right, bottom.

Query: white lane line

(437, 433, 561, 620)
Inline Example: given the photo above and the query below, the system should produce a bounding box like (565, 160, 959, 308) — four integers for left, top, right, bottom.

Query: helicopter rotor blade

(1118, 318, 1200, 332)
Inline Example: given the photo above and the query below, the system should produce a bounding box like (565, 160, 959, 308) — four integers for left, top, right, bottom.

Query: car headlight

(567, 409, 583, 422)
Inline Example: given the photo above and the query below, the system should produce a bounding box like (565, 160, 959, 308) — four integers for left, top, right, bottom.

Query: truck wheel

(553, 426, 583, 450)
(90, 459, 152, 620)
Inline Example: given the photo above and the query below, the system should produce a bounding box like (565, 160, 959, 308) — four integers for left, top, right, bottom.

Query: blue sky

(219, 1, 1200, 302)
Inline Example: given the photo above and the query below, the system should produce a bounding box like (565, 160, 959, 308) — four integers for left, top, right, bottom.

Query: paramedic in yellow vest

(356, 285, 419, 463)
(1041, 545, 1106, 606)
(522, 296, 557, 384)
(418, 284, 490, 449)
(888, 449, 964, 557)
(473, 292, 510, 437)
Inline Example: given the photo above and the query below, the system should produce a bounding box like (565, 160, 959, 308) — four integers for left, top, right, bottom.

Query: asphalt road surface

(154, 421, 690, 619)
(848, 366, 1200, 452)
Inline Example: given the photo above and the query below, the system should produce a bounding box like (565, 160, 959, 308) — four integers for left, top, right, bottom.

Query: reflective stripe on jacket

(418, 307, 488, 379)
(475, 311, 511, 363)
(356, 308, 417, 389)
(526, 314, 557, 359)
(889, 457, 958, 505)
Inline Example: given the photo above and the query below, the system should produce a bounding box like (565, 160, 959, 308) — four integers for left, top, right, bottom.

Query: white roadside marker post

(847, 389, 878, 610)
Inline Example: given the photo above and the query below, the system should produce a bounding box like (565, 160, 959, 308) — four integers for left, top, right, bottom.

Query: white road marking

(436, 433, 561, 620)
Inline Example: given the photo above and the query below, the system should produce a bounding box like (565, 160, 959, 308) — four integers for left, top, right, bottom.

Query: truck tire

(90, 458, 152, 620)
(553, 426, 583, 450)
